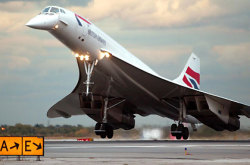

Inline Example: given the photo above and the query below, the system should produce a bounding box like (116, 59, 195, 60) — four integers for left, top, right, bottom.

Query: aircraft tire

(95, 123, 101, 135)
(183, 127, 189, 140)
(100, 132, 106, 138)
(176, 124, 184, 140)
(107, 125, 114, 139)
(171, 124, 177, 136)
(176, 133, 182, 139)
(99, 123, 107, 138)
(178, 124, 184, 130)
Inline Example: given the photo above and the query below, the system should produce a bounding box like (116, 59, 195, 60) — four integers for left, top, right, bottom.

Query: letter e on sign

(22, 137, 44, 156)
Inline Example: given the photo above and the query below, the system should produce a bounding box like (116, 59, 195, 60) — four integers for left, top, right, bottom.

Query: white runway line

(47, 145, 166, 149)
(178, 144, 250, 147)
(47, 144, 250, 149)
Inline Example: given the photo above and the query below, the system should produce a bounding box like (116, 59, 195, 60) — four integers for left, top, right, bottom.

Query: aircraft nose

(26, 14, 59, 30)
(26, 16, 42, 29)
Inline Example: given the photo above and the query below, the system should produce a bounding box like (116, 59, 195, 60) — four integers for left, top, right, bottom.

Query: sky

(0, 0, 249, 128)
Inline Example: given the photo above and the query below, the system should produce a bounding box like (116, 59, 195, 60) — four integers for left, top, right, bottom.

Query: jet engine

(227, 117, 240, 131)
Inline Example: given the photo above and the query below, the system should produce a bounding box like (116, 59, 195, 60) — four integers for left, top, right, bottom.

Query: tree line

(0, 124, 94, 137)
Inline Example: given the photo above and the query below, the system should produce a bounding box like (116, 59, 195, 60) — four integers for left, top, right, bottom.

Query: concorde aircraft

(26, 6, 250, 139)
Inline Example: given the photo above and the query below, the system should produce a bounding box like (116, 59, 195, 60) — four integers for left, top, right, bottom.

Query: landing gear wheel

(182, 127, 189, 140)
(100, 123, 106, 131)
(178, 124, 184, 130)
(100, 124, 107, 138)
(107, 125, 114, 139)
(176, 133, 182, 140)
(176, 124, 184, 140)
(171, 124, 177, 136)
(95, 123, 101, 135)
(100, 132, 106, 138)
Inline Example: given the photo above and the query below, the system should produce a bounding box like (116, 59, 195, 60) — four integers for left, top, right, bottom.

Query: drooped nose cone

(26, 14, 59, 30)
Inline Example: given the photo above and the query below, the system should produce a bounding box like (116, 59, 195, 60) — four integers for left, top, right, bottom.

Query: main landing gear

(170, 98, 189, 140)
(94, 123, 114, 139)
(171, 123, 189, 140)
(94, 98, 120, 139)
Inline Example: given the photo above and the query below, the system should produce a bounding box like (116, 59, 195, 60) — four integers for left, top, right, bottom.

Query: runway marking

(47, 145, 166, 149)
(179, 144, 250, 147)
(47, 144, 250, 149)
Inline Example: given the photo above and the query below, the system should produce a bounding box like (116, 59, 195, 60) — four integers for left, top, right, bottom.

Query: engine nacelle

(119, 114, 135, 130)
(80, 95, 135, 130)
(107, 108, 135, 130)
(226, 117, 240, 131)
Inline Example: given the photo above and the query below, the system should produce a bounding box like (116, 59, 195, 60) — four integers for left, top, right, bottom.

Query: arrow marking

(10, 142, 19, 150)
(33, 143, 42, 150)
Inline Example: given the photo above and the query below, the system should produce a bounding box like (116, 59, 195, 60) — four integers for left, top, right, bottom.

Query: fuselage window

(60, 9, 66, 14)
(42, 7, 50, 13)
(50, 7, 59, 13)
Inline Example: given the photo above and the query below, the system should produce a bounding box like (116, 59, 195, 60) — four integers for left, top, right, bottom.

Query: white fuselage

(42, 7, 159, 77)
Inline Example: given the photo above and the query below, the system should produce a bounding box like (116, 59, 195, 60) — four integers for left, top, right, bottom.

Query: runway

(1, 140, 250, 164)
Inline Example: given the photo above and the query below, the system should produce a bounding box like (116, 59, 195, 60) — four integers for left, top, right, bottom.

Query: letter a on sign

(0, 137, 22, 155)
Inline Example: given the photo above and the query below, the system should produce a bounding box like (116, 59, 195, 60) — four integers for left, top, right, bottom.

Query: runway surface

(1, 140, 250, 164)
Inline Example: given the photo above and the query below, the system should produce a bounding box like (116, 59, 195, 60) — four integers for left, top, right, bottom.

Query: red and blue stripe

(75, 13, 91, 26)
(182, 67, 200, 90)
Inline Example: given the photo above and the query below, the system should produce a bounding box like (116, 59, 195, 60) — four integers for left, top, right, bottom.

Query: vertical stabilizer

(173, 53, 200, 90)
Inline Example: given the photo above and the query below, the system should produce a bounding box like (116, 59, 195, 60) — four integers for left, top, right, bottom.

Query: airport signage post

(0, 136, 44, 160)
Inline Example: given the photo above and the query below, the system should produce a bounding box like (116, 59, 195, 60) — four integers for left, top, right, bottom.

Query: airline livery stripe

(186, 67, 200, 84)
(75, 14, 91, 25)
(183, 75, 192, 88)
(189, 78, 199, 90)
(75, 14, 82, 26)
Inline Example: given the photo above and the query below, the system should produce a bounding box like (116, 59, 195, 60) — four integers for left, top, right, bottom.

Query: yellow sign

(0, 137, 22, 155)
(0, 137, 44, 156)
(22, 137, 44, 156)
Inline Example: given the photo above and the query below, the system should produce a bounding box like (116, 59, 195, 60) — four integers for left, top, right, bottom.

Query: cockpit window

(42, 7, 50, 13)
(50, 7, 59, 13)
(60, 9, 66, 14)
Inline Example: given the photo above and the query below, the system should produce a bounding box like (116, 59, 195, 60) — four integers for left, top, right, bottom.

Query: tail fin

(173, 53, 200, 90)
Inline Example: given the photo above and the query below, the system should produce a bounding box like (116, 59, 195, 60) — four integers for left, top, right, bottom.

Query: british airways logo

(75, 13, 91, 26)
(182, 67, 200, 90)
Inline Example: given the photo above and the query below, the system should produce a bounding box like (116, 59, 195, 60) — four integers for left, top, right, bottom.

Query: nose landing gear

(82, 60, 96, 102)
